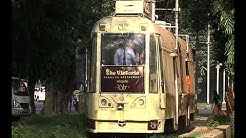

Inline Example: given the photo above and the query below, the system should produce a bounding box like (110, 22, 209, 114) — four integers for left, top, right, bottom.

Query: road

(178, 114, 209, 137)
(35, 101, 44, 114)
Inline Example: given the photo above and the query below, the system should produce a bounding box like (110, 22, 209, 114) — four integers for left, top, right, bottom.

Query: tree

(175, 0, 234, 99)
(12, 0, 115, 115)
(211, 0, 234, 77)
(12, 0, 83, 115)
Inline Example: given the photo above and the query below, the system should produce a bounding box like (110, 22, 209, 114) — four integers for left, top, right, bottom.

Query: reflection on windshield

(12, 79, 29, 96)
(101, 34, 145, 66)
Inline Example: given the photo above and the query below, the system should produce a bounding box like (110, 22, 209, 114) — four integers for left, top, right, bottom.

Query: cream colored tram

(85, 0, 196, 135)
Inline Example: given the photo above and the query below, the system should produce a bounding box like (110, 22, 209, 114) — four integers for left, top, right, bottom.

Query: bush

(206, 115, 229, 127)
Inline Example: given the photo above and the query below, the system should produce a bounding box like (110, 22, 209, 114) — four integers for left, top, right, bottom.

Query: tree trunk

(53, 89, 71, 114)
(78, 93, 86, 114)
(43, 83, 56, 116)
(61, 92, 71, 114)
(28, 79, 36, 115)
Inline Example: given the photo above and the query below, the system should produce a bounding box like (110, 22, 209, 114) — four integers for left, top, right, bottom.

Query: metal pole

(85, 48, 88, 88)
(174, 0, 179, 50)
(206, 23, 210, 104)
(174, 0, 179, 126)
(227, 73, 230, 87)
(222, 69, 226, 103)
(216, 62, 222, 95)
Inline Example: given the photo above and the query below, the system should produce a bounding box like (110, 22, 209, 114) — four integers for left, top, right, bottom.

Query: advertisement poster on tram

(101, 66, 144, 92)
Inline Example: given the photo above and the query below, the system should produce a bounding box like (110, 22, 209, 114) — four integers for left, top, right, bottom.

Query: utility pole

(174, 0, 180, 127)
(216, 62, 220, 95)
(216, 62, 222, 95)
(85, 48, 88, 88)
(174, 0, 179, 50)
(222, 69, 226, 103)
(206, 23, 211, 104)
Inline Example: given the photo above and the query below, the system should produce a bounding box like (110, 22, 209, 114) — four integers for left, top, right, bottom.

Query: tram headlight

(101, 99, 107, 106)
(140, 24, 147, 31)
(99, 97, 113, 108)
(99, 23, 106, 31)
(138, 99, 144, 106)
(131, 97, 146, 108)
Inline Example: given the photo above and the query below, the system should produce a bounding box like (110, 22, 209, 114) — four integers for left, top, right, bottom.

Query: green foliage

(211, 0, 234, 76)
(12, 0, 84, 81)
(12, 114, 87, 138)
(185, 130, 211, 138)
(12, 0, 116, 114)
(12, 114, 182, 138)
(180, 0, 213, 32)
(179, 0, 235, 97)
(206, 115, 229, 127)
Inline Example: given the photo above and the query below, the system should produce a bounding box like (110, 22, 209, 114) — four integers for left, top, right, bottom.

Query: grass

(182, 129, 212, 138)
(12, 112, 230, 138)
(12, 114, 88, 138)
(12, 114, 181, 138)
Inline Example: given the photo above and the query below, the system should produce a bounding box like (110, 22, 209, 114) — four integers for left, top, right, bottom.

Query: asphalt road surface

(35, 101, 44, 114)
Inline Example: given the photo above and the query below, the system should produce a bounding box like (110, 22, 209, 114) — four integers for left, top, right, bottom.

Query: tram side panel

(158, 26, 196, 128)
(158, 27, 176, 120)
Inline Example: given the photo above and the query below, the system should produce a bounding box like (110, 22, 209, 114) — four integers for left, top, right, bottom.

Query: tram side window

(185, 61, 191, 94)
(149, 35, 157, 93)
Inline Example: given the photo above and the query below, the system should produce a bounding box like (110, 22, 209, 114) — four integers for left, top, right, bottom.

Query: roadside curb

(201, 124, 233, 138)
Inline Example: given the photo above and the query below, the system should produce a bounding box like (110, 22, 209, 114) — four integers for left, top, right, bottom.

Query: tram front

(85, 15, 166, 134)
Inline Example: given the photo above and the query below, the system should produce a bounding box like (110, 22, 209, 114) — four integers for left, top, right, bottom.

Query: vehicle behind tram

(12, 76, 31, 120)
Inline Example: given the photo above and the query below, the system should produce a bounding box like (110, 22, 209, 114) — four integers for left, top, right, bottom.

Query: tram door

(157, 35, 166, 109)
(149, 35, 166, 109)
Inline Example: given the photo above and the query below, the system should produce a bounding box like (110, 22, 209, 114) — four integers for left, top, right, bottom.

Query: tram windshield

(100, 34, 145, 93)
(101, 33, 145, 66)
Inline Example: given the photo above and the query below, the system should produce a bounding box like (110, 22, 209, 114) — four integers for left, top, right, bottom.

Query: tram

(84, 0, 196, 135)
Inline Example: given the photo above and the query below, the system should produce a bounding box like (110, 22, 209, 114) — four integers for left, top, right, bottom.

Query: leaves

(211, 0, 234, 76)
(12, 0, 115, 114)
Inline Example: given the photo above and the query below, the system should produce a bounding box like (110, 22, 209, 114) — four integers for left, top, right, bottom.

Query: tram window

(185, 60, 191, 94)
(149, 35, 157, 93)
(101, 34, 145, 65)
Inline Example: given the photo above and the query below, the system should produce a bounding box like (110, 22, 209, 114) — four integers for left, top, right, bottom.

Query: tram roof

(91, 16, 160, 34)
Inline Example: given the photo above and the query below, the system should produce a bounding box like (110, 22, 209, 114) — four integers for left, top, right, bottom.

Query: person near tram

(212, 90, 227, 116)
